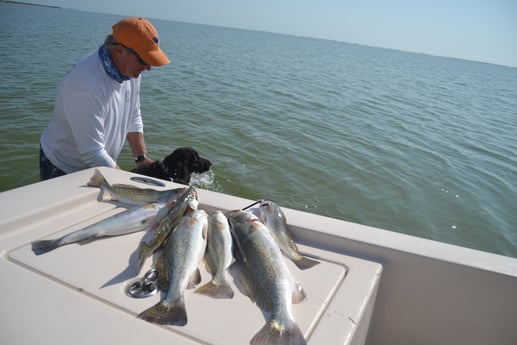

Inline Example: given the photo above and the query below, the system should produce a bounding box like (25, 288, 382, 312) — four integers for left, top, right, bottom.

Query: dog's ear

(184, 147, 200, 163)
(173, 164, 191, 184)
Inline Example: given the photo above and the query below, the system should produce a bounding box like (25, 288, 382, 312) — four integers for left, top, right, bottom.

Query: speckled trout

(136, 186, 199, 272)
(138, 209, 208, 326)
(31, 201, 174, 255)
(87, 169, 185, 206)
(195, 210, 234, 299)
(253, 199, 320, 270)
(227, 210, 307, 345)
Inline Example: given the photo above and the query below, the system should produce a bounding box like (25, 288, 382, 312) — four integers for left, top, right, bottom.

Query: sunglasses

(119, 44, 148, 66)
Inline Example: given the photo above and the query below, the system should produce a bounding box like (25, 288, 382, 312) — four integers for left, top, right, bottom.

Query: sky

(20, 0, 517, 67)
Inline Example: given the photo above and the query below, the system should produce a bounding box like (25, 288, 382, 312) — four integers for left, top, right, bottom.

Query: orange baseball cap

(112, 17, 170, 67)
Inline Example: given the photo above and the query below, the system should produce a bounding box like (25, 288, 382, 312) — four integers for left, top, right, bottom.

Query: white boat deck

(0, 168, 382, 345)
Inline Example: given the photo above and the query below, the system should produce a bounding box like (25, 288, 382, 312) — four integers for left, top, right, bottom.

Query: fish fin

(203, 258, 215, 276)
(250, 318, 306, 345)
(292, 255, 320, 270)
(112, 183, 141, 190)
(292, 283, 307, 304)
(194, 279, 234, 299)
(229, 260, 246, 295)
(86, 169, 111, 201)
(235, 265, 258, 303)
(231, 232, 248, 263)
(137, 298, 187, 326)
(202, 248, 215, 275)
(155, 252, 168, 292)
(136, 242, 151, 273)
(77, 236, 97, 245)
(144, 206, 171, 237)
(31, 240, 60, 255)
(86, 169, 106, 187)
(187, 268, 202, 289)
(139, 215, 154, 226)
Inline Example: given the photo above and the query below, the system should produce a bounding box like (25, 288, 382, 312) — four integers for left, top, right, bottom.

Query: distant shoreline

(0, 0, 61, 9)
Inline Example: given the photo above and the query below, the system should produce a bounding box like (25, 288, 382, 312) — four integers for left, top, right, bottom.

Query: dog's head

(162, 147, 212, 184)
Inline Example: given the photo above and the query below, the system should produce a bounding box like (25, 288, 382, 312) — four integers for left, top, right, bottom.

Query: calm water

(1, 4, 516, 257)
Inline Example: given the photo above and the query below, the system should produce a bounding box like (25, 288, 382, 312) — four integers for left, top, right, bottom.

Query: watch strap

(134, 154, 148, 163)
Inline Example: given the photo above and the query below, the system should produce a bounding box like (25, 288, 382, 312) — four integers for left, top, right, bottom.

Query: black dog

(132, 147, 212, 184)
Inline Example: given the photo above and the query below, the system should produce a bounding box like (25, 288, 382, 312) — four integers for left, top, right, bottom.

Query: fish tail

(250, 318, 306, 345)
(194, 279, 235, 299)
(31, 239, 61, 255)
(293, 255, 320, 270)
(138, 298, 188, 326)
(86, 169, 107, 188)
(292, 283, 307, 304)
(187, 268, 202, 289)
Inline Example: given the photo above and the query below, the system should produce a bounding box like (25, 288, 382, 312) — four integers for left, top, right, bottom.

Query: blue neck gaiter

(98, 45, 129, 83)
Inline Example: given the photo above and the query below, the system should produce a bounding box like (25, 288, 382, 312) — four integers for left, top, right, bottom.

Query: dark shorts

(39, 146, 66, 181)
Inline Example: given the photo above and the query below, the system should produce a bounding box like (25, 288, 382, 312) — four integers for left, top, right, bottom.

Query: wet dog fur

(132, 147, 212, 184)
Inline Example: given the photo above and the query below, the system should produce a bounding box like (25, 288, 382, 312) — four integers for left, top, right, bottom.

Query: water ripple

(1, 5, 517, 258)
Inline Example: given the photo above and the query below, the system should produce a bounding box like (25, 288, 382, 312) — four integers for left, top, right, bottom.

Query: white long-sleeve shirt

(41, 50, 143, 173)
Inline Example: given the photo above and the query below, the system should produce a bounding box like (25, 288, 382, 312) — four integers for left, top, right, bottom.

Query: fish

(253, 199, 320, 270)
(227, 210, 307, 345)
(138, 209, 208, 326)
(195, 210, 234, 299)
(136, 186, 199, 272)
(87, 169, 185, 206)
(31, 201, 174, 255)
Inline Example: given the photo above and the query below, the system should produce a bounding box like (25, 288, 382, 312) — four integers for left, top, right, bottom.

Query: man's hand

(135, 157, 155, 170)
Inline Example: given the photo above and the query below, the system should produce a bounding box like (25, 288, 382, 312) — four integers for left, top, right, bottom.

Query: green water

(1, 3, 516, 257)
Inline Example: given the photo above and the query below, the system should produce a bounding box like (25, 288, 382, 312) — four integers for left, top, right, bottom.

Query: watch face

(134, 154, 148, 162)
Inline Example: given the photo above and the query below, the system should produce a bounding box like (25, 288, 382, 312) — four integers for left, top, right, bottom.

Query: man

(40, 17, 169, 180)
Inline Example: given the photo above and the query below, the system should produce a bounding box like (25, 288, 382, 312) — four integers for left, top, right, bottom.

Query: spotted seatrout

(195, 210, 234, 299)
(253, 199, 320, 270)
(138, 209, 208, 326)
(31, 201, 175, 255)
(87, 169, 185, 206)
(136, 186, 199, 272)
(227, 210, 307, 345)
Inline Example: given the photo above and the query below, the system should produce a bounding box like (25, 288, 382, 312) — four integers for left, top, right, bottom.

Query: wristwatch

(134, 154, 148, 163)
